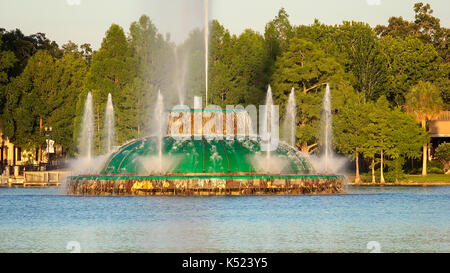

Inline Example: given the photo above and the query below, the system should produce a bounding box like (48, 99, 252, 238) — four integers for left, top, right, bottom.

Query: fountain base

(66, 174, 344, 196)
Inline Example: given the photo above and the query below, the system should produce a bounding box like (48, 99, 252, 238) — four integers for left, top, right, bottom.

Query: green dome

(100, 137, 313, 175)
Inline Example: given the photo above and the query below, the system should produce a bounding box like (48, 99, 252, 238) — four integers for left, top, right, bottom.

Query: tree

(0, 29, 62, 78)
(264, 8, 293, 63)
(405, 81, 443, 176)
(2, 50, 56, 162)
(85, 24, 136, 152)
(363, 97, 393, 183)
(129, 15, 177, 136)
(375, 2, 449, 62)
(413, 3, 449, 62)
(0, 37, 17, 114)
(334, 91, 369, 183)
(48, 49, 88, 155)
(177, 28, 206, 107)
(385, 107, 427, 182)
(375, 16, 416, 39)
(335, 22, 388, 101)
(435, 143, 450, 174)
(208, 24, 269, 107)
(379, 36, 441, 106)
(271, 37, 348, 153)
(272, 38, 343, 95)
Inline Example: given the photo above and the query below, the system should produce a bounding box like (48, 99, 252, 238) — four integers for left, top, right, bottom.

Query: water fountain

(67, 92, 343, 195)
(79, 92, 94, 160)
(174, 48, 187, 106)
(65, 3, 344, 196)
(154, 90, 165, 173)
(262, 85, 273, 161)
(104, 93, 115, 154)
(322, 83, 332, 173)
(284, 87, 296, 147)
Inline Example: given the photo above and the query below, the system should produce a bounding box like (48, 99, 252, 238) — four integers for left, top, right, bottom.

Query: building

(0, 126, 59, 175)
(429, 111, 450, 158)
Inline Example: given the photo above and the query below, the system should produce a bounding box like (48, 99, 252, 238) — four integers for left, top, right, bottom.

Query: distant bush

(407, 167, 421, 174)
(428, 167, 444, 174)
(435, 143, 450, 174)
(360, 171, 406, 183)
(384, 172, 407, 182)
(360, 173, 374, 183)
(435, 143, 450, 162)
(428, 160, 444, 169)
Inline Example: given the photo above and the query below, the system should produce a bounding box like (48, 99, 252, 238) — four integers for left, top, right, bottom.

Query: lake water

(0, 186, 448, 253)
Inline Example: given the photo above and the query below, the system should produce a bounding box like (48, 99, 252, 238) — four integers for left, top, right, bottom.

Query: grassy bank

(402, 174, 450, 183)
(350, 174, 450, 186)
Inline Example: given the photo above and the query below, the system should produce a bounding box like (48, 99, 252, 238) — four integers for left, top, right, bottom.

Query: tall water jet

(284, 87, 296, 147)
(104, 93, 115, 154)
(322, 83, 332, 173)
(79, 92, 94, 160)
(204, 0, 209, 105)
(263, 86, 273, 160)
(174, 48, 187, 105)
(154, 90, 165, 173)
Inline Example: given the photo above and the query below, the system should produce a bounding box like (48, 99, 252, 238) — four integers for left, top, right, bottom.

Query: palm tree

(405, 81, 443, 176)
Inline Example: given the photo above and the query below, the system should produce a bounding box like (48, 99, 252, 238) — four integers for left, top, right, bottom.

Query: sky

(0, 0, 449, 49)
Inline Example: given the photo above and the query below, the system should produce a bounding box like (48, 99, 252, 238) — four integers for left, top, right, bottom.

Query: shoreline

(349, 182, 450, 186)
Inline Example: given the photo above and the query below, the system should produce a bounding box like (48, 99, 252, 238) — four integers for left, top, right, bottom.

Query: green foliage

(270, 36, 349, 152)
(2, 50, 56, 150)
(2, 48, 87, 156)
(334, 90, 369, 158)
(375, 2, 449, 62)
(209, 22, 269, 107)
(360, 171, 407, 183)
(435, 143, 450, 162)
(271, 38, 343, 95)
(435, 143, 450, 174)
(85, 24, 136, 153)
(129, 15, 177, 135)
(362, 96, 427, 181)
(405, 80, 443, 123)
(0, 36, 18, 114)
(264, 8, 293, 63)
(0, 29, 62, 78)
(379, 36, 441, 106)
(335, 22, 388, 101)
(428, 167, 444, 174)
(48, 51, 87, 154)
(0, 38, 17, 84)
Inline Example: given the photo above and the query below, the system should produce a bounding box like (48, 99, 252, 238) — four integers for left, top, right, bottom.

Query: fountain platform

(67, 135, 345, 196)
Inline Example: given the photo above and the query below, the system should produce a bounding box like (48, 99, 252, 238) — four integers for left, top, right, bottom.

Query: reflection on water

(0, 186, 449, 252)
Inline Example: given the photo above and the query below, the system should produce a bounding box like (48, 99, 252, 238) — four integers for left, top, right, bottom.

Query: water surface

(0, 186, 448, 252)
